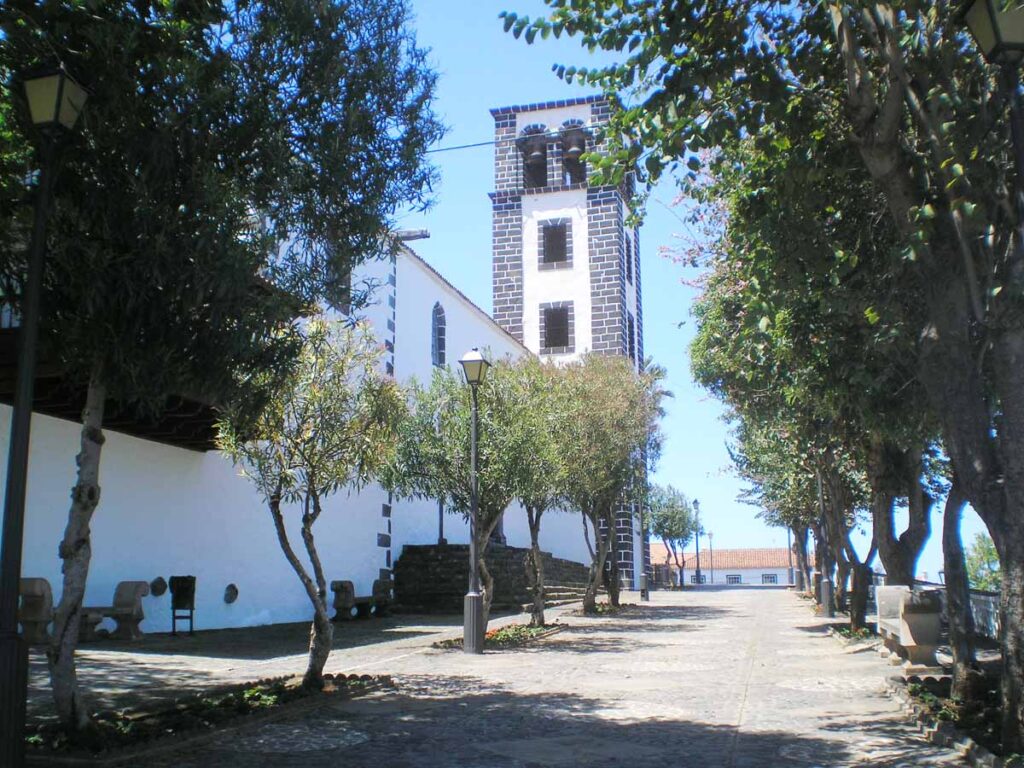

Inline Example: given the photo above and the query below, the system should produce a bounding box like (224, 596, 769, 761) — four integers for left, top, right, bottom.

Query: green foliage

(219, 318, 405, 507)
(0, 0, 443, 410)
(646, 483, 696, 560)
(386, 355, 528, 537)
(967, 533, 1002, 593)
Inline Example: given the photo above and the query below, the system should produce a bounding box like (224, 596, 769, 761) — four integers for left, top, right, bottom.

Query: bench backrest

(113, 581, 150, 618)
(19, 578, 53, 620)
(875, 585, 910, 620)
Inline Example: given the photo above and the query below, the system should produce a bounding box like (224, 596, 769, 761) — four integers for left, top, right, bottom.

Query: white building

(649, 544, 806, 587)
(2, 244, 592, 634)
(3, 95, 648, 633)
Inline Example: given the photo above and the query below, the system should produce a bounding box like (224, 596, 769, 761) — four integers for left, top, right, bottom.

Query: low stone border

(26, 674, 392, 767)
(886, 677, 1023, 768)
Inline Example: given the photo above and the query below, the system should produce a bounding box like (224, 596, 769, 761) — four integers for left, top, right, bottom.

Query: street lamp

(961, 0, 1024, 265)
(459, 348, 490, 654)
(0, 63, 87, 768)
(693, 499, 702, 587)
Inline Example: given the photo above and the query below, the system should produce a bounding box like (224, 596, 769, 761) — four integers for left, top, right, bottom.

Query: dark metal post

(0, 139, 54, 768)
(708, 531, 714, 585)
(463, 384, 484, 653)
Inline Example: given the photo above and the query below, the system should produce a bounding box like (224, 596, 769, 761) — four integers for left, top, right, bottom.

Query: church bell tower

(490, 95, 646, 588)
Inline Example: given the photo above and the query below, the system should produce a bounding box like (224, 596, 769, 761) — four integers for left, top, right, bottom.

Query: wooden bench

(18, 578, 53, 645)
(80, 581, 150, 642)
(330, 578, 393, 621)
(875, 585, 941, 670)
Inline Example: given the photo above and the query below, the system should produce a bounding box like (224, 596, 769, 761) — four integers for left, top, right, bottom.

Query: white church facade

(3, 97, 647, 634)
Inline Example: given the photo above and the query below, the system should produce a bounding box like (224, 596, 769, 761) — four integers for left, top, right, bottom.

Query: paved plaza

(34, 589, 966, 767)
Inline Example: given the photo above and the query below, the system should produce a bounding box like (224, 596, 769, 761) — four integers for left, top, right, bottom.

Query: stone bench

(80, 581, 150, 642)
(19, 578, 53, 645)
(330, 578, 392, 621)
(875, 585, 942, 670)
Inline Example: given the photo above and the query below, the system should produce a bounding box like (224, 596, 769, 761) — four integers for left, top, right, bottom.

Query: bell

(562, 128, 587, 160)
(527, 146, 546, 165)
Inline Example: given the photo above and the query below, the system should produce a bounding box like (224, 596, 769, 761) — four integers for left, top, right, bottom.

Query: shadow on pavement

(144, 674, 863, 768)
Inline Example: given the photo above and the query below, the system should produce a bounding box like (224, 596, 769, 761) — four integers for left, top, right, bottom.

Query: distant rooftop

(490, 94, 608, 117)
(650, 544, 815, 571)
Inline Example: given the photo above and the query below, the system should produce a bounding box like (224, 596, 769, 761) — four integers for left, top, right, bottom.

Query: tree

(561, 355, 664, 613)
(219, 319, 404, 689)
(967, 533, 1003, 593)
(0, 0, 441, 730)
(647, 484, 695, 588)
(508, 357, 568, 627)
(387, 358, 528, 625)
(503, 0, 1024, 747)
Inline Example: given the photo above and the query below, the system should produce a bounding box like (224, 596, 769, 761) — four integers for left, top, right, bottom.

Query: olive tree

(387, 358, 528, 626)
(647, 484, 696, 588)
(561, 355, 664, 613)
(219, 319, 404, 690)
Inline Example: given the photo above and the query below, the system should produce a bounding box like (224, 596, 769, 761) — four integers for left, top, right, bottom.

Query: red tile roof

(648, 544, 814, 571)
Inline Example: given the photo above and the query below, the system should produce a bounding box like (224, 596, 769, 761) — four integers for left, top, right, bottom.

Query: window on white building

(727, 574, 742, 585)
(541, 221, 569, 265)
(431, 302, 446, 367)
(762, 573, 778, 585)
(542, 305, 571, 351)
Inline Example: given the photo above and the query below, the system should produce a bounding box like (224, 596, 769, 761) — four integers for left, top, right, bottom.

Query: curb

(27, 676, 391, 767)
(885, 677, 1022, 768)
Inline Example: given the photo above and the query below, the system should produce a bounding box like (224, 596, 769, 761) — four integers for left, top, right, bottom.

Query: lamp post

(708, 531, 714, 585)
(459, 348, 490, 654)
(0, 64, 87, 768)
(960, 0, 1024, 265)
(693, 499, 702, 586)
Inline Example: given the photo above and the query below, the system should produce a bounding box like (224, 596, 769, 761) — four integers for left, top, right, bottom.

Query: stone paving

(119, 588, 967, 768)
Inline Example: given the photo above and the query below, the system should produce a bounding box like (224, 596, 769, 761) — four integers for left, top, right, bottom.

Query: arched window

(431, 302, 446, 367)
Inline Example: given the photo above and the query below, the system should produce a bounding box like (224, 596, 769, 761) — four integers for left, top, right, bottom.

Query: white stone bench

(875, 585, 942, 670)
(80, 581, 150, 642)
(18, 578, 53, 645)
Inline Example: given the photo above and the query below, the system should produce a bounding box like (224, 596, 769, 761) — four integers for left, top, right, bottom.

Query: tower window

(517, 125, 549, 189)
(431, 302, 446, 367)
(560, 121, 589, 185)
(538, 219, 572, 269)
(540, 302, 574, 354)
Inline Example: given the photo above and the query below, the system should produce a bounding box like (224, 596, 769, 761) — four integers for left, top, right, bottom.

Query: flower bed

(432, 623, 561, 650)
(26, 673, 391, 764)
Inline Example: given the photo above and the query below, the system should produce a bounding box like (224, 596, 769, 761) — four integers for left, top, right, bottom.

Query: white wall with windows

(2, 244, 593, 636)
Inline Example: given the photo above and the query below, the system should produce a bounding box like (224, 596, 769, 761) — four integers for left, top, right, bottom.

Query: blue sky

(400, 0, 986, 578)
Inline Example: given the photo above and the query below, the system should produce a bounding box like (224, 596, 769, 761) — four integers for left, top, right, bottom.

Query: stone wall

(393, 543, 592, 612)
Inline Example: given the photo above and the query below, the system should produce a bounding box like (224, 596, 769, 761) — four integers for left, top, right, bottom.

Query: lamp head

(459, 348, 490, 386)
(21, 63, 88, 134)
(960, 0, 1024, 63)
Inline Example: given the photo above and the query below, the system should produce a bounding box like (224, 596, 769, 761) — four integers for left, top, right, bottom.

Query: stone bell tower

(489, 95, 645, 588)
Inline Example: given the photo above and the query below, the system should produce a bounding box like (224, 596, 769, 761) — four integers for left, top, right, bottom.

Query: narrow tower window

(431, 302, 446, 367)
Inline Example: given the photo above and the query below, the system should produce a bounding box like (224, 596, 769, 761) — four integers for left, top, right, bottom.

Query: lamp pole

(459, 349, 489, 654)
(693, 499, 702, 586)
(0, 65, 87, 768)
(708, 531, 714, 585)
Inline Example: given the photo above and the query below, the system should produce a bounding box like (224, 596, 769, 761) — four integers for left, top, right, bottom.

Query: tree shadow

(137, 675, 913, 768)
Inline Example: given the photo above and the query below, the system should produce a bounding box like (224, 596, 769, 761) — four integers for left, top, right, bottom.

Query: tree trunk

(868, 441, 931, 586)
(525, 506, 546, 627)
(266, 492, 331, 690)
(849, 562, 871, 631)
(583, 512, 609, 614)
(476, 512, 503, 625)
(792, 526, 810, 593)
(999, 540, 1024, 751)
(943, 482, 980, 702)
(48, 368, 106, 732)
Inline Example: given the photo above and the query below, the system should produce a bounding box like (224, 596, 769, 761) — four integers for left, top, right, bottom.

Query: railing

(912, 578, 1001, 642)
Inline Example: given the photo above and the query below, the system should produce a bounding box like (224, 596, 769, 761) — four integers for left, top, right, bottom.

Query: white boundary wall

(3, 248, 592, 634)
